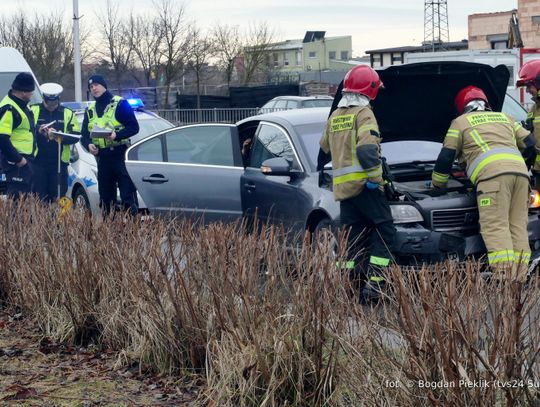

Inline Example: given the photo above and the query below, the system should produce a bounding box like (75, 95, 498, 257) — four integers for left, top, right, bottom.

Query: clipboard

(50, 131, 82, 143)
(90, 126, 113, 139)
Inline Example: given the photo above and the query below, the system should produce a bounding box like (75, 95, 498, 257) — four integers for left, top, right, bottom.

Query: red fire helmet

(454, 86, 489, 115)
(342, 65, 383, 100)
(516, 60, 540, 87)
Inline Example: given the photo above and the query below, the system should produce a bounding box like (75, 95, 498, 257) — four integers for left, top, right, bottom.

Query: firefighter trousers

(339, 187, 396, 280)
(476, 173, 530, 281)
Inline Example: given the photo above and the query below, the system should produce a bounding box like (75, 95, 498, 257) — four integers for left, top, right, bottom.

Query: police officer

(31, 83, 80, 203)
(80, 75, 139, 216)
(516, 60, 540, 185)
(0, 72, 36, 199)
(432, 86, 534, 280)
(318, 65, 396, 301)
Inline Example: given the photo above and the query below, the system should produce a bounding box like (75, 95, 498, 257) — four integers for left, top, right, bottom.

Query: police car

(66, 98, 173, 213)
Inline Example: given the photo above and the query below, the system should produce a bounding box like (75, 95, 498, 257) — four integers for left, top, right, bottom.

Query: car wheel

(73, 187, 91, 212)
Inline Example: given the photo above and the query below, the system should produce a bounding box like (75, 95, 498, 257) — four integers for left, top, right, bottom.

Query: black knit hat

(12, 72, 35, 92)
(88, 75, 107, 89)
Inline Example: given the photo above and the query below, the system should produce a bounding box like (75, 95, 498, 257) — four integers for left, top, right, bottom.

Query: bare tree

(187, 26, 216, 109)
(95, 0, 134, 91)
(0, 10, 75, 84)
(242, 22, 277, 85)
(154, 0, 191, 108)
(212, 23, 243, 88)
(128, 13, 163, 87)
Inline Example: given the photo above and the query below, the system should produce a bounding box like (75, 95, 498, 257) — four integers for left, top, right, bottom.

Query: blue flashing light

(127, 98, 144, 109)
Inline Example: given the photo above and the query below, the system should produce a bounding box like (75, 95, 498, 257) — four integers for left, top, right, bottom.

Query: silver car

(67, 104, 173, 213)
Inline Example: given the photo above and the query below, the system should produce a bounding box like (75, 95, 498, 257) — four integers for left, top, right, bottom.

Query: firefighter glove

(366, 181, 379, 190)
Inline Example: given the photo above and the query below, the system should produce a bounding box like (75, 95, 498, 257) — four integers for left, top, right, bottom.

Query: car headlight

(390, 204, 424, 224)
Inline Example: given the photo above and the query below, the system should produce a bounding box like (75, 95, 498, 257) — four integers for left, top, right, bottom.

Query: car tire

(73, 187, 91, 212)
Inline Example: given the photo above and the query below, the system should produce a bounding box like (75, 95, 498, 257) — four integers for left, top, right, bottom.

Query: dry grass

(2, 198, 540, 406)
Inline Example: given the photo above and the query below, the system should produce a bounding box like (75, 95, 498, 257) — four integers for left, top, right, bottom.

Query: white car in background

(66, 98, 173, 213)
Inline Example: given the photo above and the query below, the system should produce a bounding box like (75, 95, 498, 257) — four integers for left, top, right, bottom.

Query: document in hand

(90, 126, 113, 138)
(50, 131, 82, 143)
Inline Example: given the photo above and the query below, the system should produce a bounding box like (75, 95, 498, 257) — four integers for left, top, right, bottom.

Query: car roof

(272, 95, 333, 101)
(238, 106, 330, 127)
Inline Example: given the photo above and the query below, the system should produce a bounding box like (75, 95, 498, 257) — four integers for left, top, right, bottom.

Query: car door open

(126, 124, 244, 222)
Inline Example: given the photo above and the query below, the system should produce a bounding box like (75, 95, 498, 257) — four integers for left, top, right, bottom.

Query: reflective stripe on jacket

(31, 104, 81, 163)
(87, 95, 128, 149)
(432, 111, 529, 187)
(319, 105, 382, 201)
(0, 95, 35, 156)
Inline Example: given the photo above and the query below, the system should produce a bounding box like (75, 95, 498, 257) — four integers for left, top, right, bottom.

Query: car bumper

(393, 213, 540, 266)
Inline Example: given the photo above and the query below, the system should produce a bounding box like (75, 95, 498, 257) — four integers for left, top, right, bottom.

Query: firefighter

(516, 60, 540, 185)
(0, 72, 36, 199)
(432, 86, 535, 280)
(80, 75, 139, 216)
(318, 65, 396, 301)
(31, 83, 80, 203)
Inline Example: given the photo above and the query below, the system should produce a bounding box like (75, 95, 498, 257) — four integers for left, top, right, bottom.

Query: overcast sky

(4, 0, 518, 56)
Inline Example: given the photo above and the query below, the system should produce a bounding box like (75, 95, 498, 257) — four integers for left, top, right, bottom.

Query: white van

(0, 47, 41, 103)
(0, 47, 41, 193)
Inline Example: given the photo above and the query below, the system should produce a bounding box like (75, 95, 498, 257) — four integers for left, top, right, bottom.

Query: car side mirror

(261, 157, 292, 176)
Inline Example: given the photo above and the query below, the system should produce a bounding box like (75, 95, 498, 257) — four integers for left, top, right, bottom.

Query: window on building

(371, 54, 382, 68)
(392, 53, 403, 64)
(296, 51, 302, 66)
(491, 41, 507, 50)
(308, 51, 317, 58)
(283, 53, 289, 66)
(340, 51, 349, 60)
(273, 53, 279, 67)
(532, 15, 540, 25)
(329, 51, 336, 60)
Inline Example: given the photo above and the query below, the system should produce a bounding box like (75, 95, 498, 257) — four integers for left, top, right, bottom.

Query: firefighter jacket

(31, 104, 80, 165)
(0, 91, 36, 163)
(525, 99, 540, 173)
(320, 105, 383, 201)
(432, 111, 532, 188)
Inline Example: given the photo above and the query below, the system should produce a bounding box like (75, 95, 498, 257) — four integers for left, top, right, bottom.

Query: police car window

(249, 123, 298, 169)
(165, 126, 235, 166)
(287, 100, 299, 109)
(135, 136, 163, 162)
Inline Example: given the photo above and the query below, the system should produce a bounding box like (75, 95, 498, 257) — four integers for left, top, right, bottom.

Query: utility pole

(73, 0, 82, 102)
(424, 1, 449, 52)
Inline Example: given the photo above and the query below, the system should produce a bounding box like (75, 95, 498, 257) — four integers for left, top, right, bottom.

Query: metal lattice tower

(424, 0, 449, 52)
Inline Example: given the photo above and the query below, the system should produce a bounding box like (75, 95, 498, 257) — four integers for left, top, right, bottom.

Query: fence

(150, 108, 286, 125)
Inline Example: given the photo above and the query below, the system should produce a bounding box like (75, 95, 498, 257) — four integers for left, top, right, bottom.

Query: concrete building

(517, 0, 540, 48)
(247, 31, 355, 73)
(365, 40, 468, 68)
(468, 1, 540, 49)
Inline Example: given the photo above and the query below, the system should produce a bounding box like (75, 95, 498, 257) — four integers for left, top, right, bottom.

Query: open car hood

(330, 62, 510, 144)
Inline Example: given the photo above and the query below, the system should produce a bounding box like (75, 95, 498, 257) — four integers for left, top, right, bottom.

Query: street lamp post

(73, 0, 82, 102)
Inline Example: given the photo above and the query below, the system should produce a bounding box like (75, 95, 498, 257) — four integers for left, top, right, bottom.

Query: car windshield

(302, 99, 333, 108)
(382, 141, 441, 165)
(295, 121, 327, 171)
(503, 93, 527, 122)
(0, 72, 42, 104)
